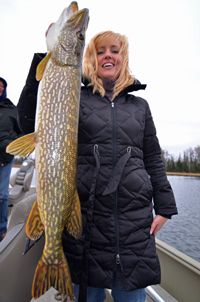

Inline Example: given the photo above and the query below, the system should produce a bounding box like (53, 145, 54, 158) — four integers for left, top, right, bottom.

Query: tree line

(161, 146, 200, 173)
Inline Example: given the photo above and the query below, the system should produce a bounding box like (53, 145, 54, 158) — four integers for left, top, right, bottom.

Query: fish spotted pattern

(6, 1, 89, 299)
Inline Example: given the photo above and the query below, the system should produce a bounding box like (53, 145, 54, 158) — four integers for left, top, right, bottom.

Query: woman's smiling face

(96, 37, 123, 80)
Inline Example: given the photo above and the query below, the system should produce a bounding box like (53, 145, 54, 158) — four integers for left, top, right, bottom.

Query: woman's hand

(150, 215, 168, 237)
(45, 23, 55, 37)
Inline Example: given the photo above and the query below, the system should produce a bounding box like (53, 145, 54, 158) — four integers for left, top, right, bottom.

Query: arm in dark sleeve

(143, 102, 178, 217)
(17, 53, 46, 134)
(0, 107, 23, 151)
(12, 106, 23, 138)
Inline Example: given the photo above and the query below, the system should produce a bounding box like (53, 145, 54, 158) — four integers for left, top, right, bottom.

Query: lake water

(157, 175, 200, 263)
(11, 168, 200, 263)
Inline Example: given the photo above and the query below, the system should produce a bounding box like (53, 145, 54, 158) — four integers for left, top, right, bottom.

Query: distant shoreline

(13, 165, 200, 177)
(166, 172, 200, 177)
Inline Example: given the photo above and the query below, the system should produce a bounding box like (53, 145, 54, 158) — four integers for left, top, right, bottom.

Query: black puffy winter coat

(17, 53, 177, 292)
(63, 83, 178, 291)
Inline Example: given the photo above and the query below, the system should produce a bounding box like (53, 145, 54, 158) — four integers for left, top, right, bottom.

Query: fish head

(46, 2, 89, 67)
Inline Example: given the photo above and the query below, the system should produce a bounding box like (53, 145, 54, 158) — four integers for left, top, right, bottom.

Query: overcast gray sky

(0, 0, 199, 157)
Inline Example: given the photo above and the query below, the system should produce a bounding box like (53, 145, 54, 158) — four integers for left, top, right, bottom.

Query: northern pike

(6, 1, 89, 299)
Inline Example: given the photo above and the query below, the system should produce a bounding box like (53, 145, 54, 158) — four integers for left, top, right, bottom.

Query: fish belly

(32, 63, 81, 298)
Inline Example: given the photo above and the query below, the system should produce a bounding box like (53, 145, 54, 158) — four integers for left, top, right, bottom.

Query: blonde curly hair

(82, 31, 135, 100)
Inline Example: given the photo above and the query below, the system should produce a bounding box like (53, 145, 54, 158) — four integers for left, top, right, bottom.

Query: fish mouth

(67, 2, 89, 32)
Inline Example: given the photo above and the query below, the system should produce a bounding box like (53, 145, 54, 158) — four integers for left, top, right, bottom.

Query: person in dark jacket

(17, 31, 178, 302)
(0, 77, 22, 242)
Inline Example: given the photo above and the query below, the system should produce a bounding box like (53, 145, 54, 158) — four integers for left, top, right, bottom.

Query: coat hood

(82, 76, 147, 94)
(122, 79, 147, 93)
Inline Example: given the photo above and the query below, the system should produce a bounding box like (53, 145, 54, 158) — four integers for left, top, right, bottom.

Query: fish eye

(77, 31, 84, 40)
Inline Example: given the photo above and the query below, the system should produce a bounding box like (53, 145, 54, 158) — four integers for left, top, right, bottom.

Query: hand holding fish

(45, 23, 54, 37)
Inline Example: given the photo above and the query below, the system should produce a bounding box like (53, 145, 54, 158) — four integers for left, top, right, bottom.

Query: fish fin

(32, 253, 74, 299)
(26, 199, 44, 240)
(66, 189, 82, 239)
(36, 52, 51, 81)
(6, 132, 36, 157)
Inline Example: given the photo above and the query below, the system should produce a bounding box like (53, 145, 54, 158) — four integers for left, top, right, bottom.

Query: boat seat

(8, 159, 35, 217)
(0, 193, 44, 302)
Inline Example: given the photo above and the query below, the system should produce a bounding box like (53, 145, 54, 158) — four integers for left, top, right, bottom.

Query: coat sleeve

(143, 101, 178, 217)
(17, 53, 46, 134)
(13, 105, 23, 138)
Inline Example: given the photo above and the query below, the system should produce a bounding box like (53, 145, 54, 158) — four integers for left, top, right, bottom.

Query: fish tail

(32, 253, 73, 299)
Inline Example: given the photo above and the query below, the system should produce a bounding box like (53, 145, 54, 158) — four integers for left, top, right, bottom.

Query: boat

(0, 160, 199, 302)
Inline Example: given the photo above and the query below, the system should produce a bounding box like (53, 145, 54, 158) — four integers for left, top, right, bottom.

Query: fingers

(45, 23, 55, 37)
(150, 220, 156, 235)
(150, 215, 168, 237)
(151, 224, 159, 237)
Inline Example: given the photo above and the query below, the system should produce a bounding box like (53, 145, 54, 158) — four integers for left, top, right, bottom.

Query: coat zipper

(111, 102, 117, 167)
(111, 101, 123, 270)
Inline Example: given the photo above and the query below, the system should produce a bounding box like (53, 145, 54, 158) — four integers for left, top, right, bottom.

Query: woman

(0, 77, 22, 242)
(17, 31, 177, 302)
